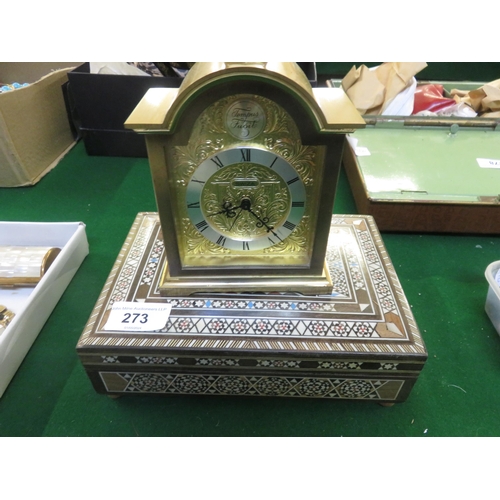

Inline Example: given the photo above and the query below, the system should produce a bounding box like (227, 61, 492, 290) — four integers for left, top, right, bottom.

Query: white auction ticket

(103, 302, 172, 332)
(477, 158, 500, 169)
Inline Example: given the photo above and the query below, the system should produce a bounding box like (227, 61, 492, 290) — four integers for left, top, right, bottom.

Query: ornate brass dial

(186, 147, 306, 251)
(164, 93, 324, 268)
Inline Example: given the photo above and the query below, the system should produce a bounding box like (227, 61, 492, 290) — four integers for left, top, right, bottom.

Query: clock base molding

(159, 262, 334, 296)
(77, 212, 427, 403)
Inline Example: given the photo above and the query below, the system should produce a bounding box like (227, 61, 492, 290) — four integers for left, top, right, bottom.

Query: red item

(412, 84, 456, 114)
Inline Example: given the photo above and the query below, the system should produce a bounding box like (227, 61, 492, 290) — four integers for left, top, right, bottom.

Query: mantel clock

(125, 62, 364, 295)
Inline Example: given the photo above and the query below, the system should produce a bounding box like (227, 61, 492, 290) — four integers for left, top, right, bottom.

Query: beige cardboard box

(0, 63, 80, 187)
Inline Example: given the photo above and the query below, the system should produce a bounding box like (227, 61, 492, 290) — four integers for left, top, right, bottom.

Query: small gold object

(0, 304, 15, 334)
(0, 246, 61, 286)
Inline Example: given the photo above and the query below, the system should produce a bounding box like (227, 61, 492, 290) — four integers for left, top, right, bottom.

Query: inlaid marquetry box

(76, 213, 427, 403)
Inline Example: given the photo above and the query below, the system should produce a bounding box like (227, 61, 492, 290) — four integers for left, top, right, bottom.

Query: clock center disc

(201, 162, 291, 241)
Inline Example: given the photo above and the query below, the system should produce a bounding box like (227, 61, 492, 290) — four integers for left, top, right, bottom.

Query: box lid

(77, 213, 427, 362)
(349, 124, 500, 204)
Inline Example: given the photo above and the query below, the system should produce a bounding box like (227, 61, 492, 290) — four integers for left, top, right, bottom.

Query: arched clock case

(125, 63, 365, 296)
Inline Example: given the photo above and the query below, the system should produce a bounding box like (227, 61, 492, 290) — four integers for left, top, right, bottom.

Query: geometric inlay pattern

(99, 354, 401, 372)
(77, 213, 427, 402)
(100, 371, 405, 400)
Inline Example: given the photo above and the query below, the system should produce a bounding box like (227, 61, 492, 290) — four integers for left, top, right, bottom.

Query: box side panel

(67, 65, 182, 157)
(82, 364, 418, 402)
(67, 65, 182, 130)
(0, 62, 82, 84)
(0, 110, 26, 185)
(0, 68, 76, 187)
(81, 129, 147, 157)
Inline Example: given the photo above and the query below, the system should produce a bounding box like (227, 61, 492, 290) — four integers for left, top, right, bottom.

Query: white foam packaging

(0, 221, 89, 397)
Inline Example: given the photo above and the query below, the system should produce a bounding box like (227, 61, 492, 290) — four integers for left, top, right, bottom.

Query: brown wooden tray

(343, 123, 500, 234)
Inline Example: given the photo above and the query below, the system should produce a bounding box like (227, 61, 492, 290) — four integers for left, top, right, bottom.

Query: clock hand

(248, 210, 281, 239)
(248, 208, 273, 231)
(205, 201, 238, 218)
(229, 208, 243, 230)
(206, 197, 279, 237)
(239, 198, 279, 237)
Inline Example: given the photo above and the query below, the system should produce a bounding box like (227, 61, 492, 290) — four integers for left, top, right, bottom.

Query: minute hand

(247, 208, 280, 238)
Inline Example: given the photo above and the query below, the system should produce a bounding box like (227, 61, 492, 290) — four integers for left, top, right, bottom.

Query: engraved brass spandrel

(169, 138, 225, 188)
(181, 218, 229, 256)
(265, 137, 320, 188)
(180, 218, 312, 268)
(169, 94, 319, 184)
(263, 216, 310, 255)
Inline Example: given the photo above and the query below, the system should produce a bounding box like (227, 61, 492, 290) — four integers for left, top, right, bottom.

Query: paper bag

(450, 78, 500, 117)
(342, 62, 428, 115)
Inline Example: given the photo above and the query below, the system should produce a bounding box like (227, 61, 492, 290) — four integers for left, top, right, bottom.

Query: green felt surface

(1, 141, 500, 437)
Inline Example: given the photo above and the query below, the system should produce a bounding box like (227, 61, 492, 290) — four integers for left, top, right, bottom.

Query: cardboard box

(0, 221, 89, 398)
(67, 63, 317, 158)
(0, 63, 79, 187)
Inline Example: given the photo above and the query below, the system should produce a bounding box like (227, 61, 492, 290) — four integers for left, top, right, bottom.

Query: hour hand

(206, 201, 238, 218)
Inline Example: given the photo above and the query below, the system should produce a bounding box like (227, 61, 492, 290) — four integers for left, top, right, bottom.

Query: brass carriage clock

(125, 62, 364, 295)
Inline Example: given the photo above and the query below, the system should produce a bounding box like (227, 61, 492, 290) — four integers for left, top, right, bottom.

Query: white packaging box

(0, 221, 89, 397)
(485, 261, 500, 337)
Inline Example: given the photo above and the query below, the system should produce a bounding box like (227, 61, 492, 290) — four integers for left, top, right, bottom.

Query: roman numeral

(267, 237, 276, 245)
(187, 202, 200, 209)
(240, 149, 251, 162)
(242, 241, 250, 251)
(287, 176, 299, 185)
(269, 157, 278, 169)
(292, 201, 305, 207)
(211, 156, 224, 168)
(216, 236, 227, 247)
(283, 221, 296, 231)
(195, 220, 208, 232)
(191, 178, 205, 184)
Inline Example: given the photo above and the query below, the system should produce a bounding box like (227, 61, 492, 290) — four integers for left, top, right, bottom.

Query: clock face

(160, 93, 327, 270)
(186, 147, 306, 251)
